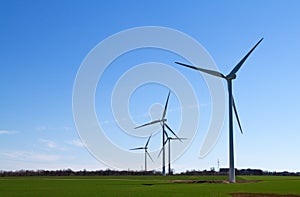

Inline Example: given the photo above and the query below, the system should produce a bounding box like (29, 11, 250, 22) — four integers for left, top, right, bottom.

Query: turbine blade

(165, 124, 182, 142)
(162, 91, 171, 119)
(164, 139, 168, 146)
(164, 129, 169, 138)
(229, 38, 263, 76)
(157, 140, 168, 158)
(175, 62, 226, 78)
(135, 119, 161, 129)
(157, 147, 163, 158)
(232, 96, 243, 134)
(145, 134, 152, 148)
(130, 147, 145, 150)
(171, 137, 188, 141)
(146, 151, 154, 162)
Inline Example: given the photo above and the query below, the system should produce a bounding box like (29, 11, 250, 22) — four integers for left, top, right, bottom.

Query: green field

(0, 175, 300, 196)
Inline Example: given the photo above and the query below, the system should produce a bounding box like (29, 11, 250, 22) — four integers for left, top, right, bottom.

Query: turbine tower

(175, 38, 263, 183)
(130, 134, 153, 171)
(135, 90, 180, 176)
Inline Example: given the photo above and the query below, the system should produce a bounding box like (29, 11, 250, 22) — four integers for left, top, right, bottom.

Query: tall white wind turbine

(175, 38, 263, 182)
(135, 91, 180, 175)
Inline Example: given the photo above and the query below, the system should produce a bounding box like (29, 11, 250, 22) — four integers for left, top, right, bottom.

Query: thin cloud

(35, 126, 73, 132)
(39, 139, 67, 151)
(35, 126, 47, 131)
(66, 139, 85, 148)
(0, 130, 18, 135)
(0, 151, 60, 162)
(63, 126, 73, 132)
(99, 120, 114, 125)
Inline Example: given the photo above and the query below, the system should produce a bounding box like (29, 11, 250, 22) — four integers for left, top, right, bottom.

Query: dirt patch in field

(230, 193, 300, 197)
(172, 180, 229, 184)
(171, 180, 261, 184)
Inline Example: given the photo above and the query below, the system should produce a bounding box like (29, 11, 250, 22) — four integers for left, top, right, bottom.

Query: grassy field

(0, 175, 300, 196)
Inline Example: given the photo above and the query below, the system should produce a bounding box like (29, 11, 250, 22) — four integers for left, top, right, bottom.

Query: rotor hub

(226, 73, 236, 80)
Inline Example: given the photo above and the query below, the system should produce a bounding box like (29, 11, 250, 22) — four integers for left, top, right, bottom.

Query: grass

(0, 175, 300, 196)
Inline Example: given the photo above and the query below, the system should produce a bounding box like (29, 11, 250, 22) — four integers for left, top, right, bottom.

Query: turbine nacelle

(226, 73, 236, 80)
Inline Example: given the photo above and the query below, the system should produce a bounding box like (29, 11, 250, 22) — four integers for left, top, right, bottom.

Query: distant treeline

(0, 168, 299, 177)
(182, 168, 300, 176)
(0, 169, 161, 177)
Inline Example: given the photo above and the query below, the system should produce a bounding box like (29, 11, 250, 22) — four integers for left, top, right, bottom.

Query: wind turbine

(130, 134, 153, 171)
(135, 90, 180, 176)
(175, 38, 263, 183)
(158, 132, 187, 175)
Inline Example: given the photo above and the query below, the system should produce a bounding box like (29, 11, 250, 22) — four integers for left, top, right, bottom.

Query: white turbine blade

(232, 96, 243, 134)
(162, 91, 171, 119)
(171, 137, 188, 141)
(179, 137, 188, 140)
(229, 38, 263, 76)
(157, 140, 168, 158)
(135, 119, 161, 129)
(145, 134, 152, 148)
(146, 151, 154, 162)
(157, 147, 163, 158)
(130, 147, 145, 150)
(175, 62, 226, 78)
(163, 129, 169, 138)
(165, 124, 182, 142)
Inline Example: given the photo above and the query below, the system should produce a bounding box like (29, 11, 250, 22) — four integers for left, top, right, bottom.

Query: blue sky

(1, 1, 300, 172)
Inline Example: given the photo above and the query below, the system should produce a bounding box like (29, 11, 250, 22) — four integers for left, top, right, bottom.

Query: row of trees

(0, 168, 299, 177)
(0, 169, 161, 177)
(182, 168, 300, 176)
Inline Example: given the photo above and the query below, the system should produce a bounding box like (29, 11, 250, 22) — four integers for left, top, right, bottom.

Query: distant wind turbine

(135, 90, 180, 176)
(158, 131, 187, 175)
(130, 134, 153, 172)
(175, 38, 263, 183)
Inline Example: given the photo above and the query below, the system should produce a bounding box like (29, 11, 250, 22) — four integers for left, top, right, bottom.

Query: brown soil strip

(172, 180, 229, 184)
(230, 193, 300, 197)
(171, 180, 261, 184)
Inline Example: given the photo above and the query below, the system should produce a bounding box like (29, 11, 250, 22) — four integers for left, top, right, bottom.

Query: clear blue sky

(1, 0, 300, 172)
